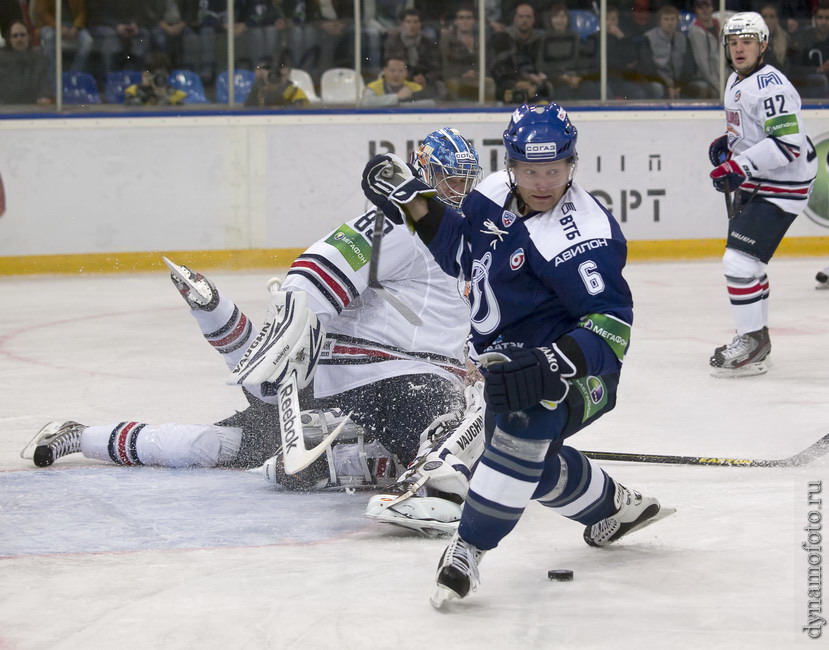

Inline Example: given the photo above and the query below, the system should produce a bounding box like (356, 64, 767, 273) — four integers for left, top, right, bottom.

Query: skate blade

(20, 421, 63, 459)
(430, 584, 460, 610)
(364, 511, 458, 537)
(161, 256, 212, 306)
(710, 359, 769, 378)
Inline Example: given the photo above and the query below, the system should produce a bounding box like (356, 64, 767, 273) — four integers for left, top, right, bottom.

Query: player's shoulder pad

(525, 183, 619, 262)
(468, 170, 512, 207)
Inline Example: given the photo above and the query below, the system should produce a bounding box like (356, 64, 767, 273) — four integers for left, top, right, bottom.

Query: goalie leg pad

(229, 290, 325, 391)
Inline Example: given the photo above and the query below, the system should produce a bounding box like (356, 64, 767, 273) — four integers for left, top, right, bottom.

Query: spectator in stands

(440, 4, 494, 101)
(364, 0, 410, 73)
(363, 55, 435, 106)
(233, 0, 283, 69)
(490, 30, 549, 103)
(383, 9, 443, 100)
(244, 50, 309, 107)
(507, 2, 543, 63)
(87, 0, 150, 76)
(639, 4, 705, 99)
(124, 51, 186, 105)
(687, 0, 721, 99)
(303, 0, 356, 83)
(791, 0, 829, 99)
(535, 2, 599, 100)
(0, 0, 37, 45)
(146, 0, 197, 72)
(0, 20, 52, 104)
(186, 0, 226, 84)
(592, 5, 651, 100)
(759, 2, 791, 75)
(35, 0, 94, 87)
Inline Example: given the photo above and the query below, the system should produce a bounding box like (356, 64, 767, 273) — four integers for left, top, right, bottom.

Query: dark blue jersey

(426, 170, 633, 377)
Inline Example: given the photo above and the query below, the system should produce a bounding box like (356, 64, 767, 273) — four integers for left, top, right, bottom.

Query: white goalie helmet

(721, 11, 769, 48)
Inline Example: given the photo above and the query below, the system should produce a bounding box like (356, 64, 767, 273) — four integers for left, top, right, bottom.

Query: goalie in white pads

(707, 12, 817, 377)
(23, 128, 485, 530)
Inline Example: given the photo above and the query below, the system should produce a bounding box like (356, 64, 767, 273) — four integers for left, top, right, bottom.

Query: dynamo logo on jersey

(757, 71, 783, 89)
(509, 248, 525, 270)
(525, 142, 557, 160)
(502, 210, 517, 228)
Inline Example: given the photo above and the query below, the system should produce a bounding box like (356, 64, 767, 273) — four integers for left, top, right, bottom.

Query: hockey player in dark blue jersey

(361, 103, 674, 608)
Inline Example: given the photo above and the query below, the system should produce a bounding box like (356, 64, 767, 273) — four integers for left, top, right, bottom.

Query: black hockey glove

(361, 153, 436, 225)
(481, 345, 577, 413)
(708, 135, 729, 167)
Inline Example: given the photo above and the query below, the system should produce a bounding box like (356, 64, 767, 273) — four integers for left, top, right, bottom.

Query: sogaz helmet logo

(525, 142, 556, 160)
(804, 131, 829, 228)
(334, 232, 346, 240)
(587, 376, 604, 404)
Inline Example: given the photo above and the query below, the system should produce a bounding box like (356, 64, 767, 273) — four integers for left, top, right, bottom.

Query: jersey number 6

(579, 260, 605, 295)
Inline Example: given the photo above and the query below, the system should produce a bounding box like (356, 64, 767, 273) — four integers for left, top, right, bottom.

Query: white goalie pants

(80, 423, 243, 468)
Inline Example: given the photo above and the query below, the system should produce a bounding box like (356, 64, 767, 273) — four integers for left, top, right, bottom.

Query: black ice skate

(163, 256, 219, 311)
(583, 483, 674, 547)
(709, 327, 771, 377)
(20, 421, 86, 467)
(430, 533, 485, 609)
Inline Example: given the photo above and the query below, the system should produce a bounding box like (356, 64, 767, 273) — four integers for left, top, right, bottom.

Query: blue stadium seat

(168, 69, 209, 103)
(62, 71, 101, 104)
(569, 10, 599, 41)
(679, 11, 696, 33)
(215, 69, 256, 104)
(105, 70, 142, 104)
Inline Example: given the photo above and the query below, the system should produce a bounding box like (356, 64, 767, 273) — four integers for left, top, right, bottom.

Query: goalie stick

(368, 207, 422, 326)
(583, 432, 829, 468)
(275, 370, 353, 474)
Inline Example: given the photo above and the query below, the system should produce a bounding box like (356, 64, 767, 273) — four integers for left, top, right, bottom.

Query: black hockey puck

(547, 569, 574, 581)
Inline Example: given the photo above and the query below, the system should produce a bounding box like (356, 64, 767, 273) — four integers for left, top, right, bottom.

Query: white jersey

(281, 209, 470, 398)
(723, 63, 817, 215)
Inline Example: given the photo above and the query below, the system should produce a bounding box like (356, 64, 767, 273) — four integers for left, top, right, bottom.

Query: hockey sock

(458, 427, 551, 550)
(726, 275, 766, 335)
(80, 423, 242, 467)
(191, 296, 255, 370)
(533, 446, 617, 525)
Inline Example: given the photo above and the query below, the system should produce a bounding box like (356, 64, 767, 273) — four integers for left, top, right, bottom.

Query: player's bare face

(512, 159, 573, 213)
(728, 36, 765, 77)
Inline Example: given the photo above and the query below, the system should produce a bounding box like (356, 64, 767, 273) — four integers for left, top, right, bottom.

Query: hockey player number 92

(578, 260, 605, 295)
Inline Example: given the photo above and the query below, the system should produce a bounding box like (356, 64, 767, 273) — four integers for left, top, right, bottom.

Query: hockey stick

(367, 207, 423, 326)
(583, 432, 829, 468)
(276, 370, 351, 474)
(724, 189, 735, 220)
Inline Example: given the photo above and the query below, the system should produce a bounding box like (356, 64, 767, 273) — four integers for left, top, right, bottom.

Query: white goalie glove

(228, 287, 325, 391)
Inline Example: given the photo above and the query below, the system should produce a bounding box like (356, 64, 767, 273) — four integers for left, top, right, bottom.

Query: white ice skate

(583, 483, 675, 547)
(163, 256, 218, 311)
(430, 533, 485, 609)
(365, 486, 461, 537)
(709, 327, 771, 378)
(20, 421, 86, 467)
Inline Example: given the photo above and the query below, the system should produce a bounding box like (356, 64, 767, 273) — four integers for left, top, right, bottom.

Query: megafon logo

(804, 132, 829, 229)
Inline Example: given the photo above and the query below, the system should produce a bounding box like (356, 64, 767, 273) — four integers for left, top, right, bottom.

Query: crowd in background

(1, 0, 828, 107)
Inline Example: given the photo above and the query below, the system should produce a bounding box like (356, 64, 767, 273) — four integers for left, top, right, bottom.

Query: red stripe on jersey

(333, 345, 397, 360)
(291, 260, 351, 307)
(331, 344, 467, 379)
(210, 313, 249, 348)
(117, 422, 139, 465)
(743, 182, 810, 195)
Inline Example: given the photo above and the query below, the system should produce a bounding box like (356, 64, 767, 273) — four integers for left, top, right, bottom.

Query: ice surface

(1, 259, 827, 649)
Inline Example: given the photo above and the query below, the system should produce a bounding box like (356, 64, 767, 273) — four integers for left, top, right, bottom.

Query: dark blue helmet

(502, 103, 578, 164)
(412, 127, 482, 208)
